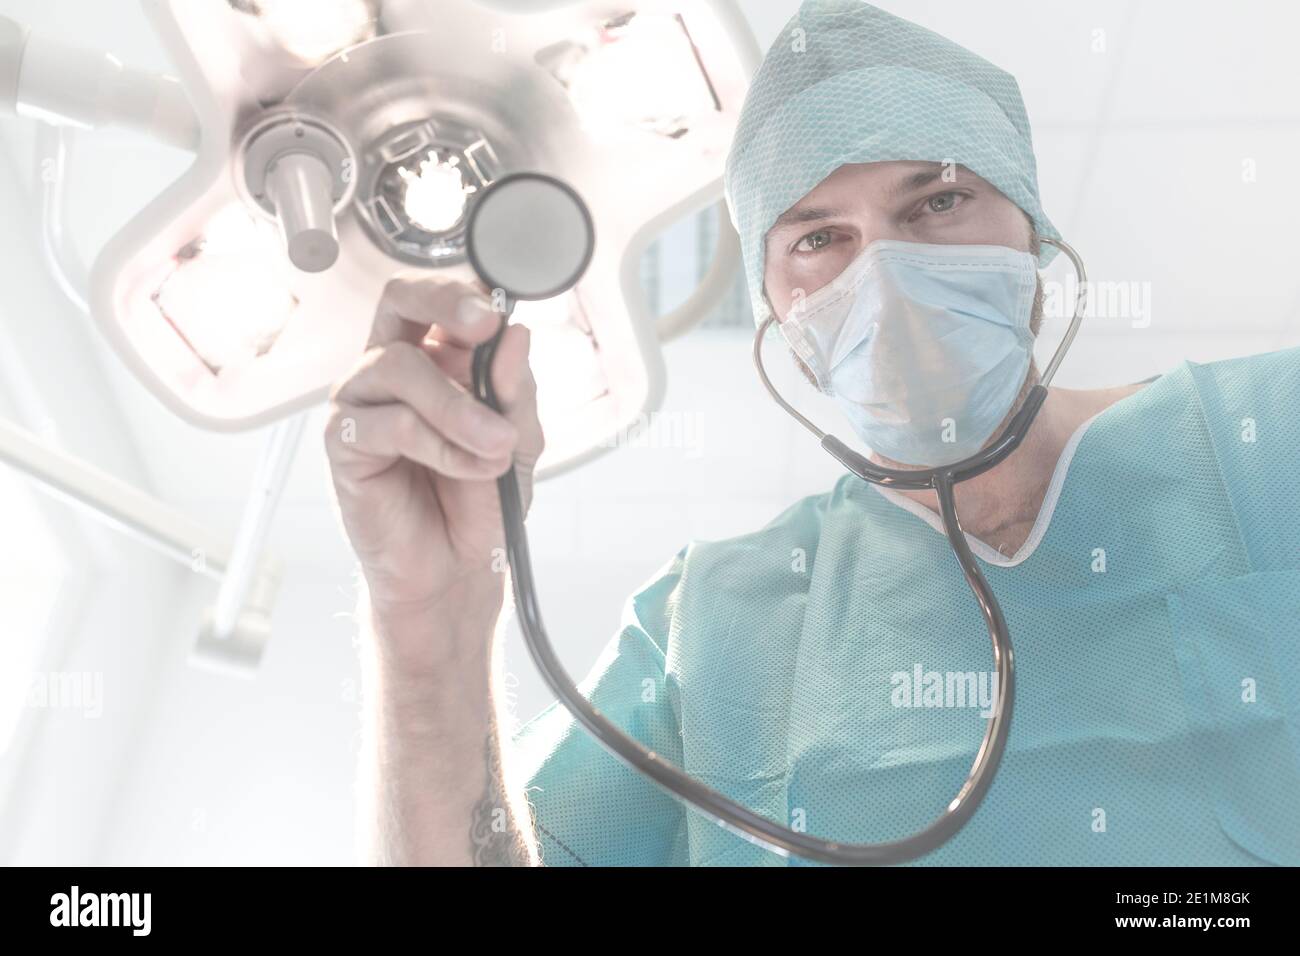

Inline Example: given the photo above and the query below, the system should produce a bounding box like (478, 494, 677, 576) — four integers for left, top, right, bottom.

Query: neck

(883, 386, 1087, 556)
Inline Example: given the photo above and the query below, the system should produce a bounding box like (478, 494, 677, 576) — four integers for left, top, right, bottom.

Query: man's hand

(324, 272, 542, 666)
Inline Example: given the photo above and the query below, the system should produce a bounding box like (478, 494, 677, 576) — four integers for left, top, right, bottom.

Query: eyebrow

(767, 165, 961, 237)
(768, 204, 847, 233)
(886, 165, 951, 199)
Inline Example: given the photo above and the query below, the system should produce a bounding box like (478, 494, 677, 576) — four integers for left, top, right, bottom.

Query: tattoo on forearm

(469, 725, 532, 866)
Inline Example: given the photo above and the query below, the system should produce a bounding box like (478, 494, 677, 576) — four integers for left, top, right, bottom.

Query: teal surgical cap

(723, 0, 1062, 325)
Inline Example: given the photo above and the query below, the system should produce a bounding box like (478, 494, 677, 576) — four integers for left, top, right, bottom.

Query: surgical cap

(723, 0, 1062, 325)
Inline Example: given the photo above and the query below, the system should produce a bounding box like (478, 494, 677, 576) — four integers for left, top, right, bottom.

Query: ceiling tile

(1112, 0, 1300, 123)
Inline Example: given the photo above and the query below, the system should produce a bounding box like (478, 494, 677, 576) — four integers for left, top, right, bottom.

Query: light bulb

(560, 13, 715, 140)
(152, 209, 298, 374)
(244, 0, 379, 64)
(398, 152, 472, 233)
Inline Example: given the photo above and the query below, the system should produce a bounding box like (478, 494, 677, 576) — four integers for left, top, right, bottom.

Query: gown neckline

(867, 381, 1156, 568)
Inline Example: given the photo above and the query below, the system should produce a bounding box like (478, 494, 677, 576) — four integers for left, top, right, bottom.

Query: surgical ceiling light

(1, 0, 758, 476)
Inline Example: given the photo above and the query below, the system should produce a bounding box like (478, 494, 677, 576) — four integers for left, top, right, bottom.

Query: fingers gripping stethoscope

(465, 172, 1090, 866)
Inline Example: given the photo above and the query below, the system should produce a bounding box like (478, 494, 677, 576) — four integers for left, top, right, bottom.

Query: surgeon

(323, 0, 1300, 866)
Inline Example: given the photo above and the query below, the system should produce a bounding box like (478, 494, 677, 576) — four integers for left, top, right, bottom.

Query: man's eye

(794, 229, 833, 253)
(925, 191, 964, 214)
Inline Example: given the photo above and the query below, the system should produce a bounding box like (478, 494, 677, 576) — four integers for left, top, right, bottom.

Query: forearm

(358, 591, 538, 866)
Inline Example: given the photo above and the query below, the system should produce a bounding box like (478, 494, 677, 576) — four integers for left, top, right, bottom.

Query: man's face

(762, 160, 1036, 323)
(760, 160, 1044, 468)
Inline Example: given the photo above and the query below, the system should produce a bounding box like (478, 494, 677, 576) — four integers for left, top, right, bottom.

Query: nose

(853, 215, 912, 256)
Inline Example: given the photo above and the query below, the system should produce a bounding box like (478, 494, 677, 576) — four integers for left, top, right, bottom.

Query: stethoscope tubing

(468, 236, 1087, 865)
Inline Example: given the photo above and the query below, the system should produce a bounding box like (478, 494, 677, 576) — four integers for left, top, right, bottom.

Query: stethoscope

(464, 171, 1089, 866)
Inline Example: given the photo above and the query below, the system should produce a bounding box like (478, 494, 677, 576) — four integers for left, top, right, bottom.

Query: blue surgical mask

(779, 240, 1038, 467)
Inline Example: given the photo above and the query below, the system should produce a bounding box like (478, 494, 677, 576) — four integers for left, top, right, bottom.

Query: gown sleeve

(508, 550, 688, 866)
